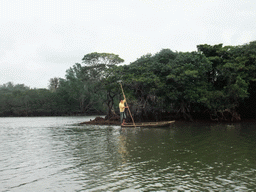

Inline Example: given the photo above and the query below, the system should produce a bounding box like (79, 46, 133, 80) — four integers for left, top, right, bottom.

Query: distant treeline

(1, 41, 256, 121)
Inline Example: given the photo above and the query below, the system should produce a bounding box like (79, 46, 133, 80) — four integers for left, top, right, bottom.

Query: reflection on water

(118, 134, 129, 165)
(0, 117, 256, 191)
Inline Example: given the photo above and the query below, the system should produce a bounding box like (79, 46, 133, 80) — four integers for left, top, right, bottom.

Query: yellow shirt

(119, 99, 126, 112)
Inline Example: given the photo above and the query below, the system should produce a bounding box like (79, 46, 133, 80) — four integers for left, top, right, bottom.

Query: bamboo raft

(121, 121, 175, 128)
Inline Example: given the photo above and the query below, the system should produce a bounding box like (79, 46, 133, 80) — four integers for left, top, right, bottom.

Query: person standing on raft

(119, 98, 128, 125)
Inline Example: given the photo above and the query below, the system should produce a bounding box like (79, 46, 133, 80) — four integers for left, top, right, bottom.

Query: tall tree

(197, 43, 251, 121)
(165, 51, 212, 120)
(81, 52, 124, 117)
(48, 77, 59, 92)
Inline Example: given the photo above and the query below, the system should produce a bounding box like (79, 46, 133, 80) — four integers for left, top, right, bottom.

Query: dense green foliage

(1, 42, 256, 121)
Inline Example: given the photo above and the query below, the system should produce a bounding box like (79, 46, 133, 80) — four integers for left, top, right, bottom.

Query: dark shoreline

(1, 114, 255, 125)
(79, 117, 121, 125)
(78, 116, 256, 126)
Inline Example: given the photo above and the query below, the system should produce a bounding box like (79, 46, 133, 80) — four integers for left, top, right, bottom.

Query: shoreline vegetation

(1, 41, 256, 122)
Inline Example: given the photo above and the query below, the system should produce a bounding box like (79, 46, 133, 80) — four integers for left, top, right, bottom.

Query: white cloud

(236, 30, 255, 45)
(221, 29, 236, 44)
(1, 0, 256, 88)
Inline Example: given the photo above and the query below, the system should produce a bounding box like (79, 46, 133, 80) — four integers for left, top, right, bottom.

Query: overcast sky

(1, 0, 255, 88)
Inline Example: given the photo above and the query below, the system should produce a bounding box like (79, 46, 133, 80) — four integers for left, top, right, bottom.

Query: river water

(0, 116, 255, 191)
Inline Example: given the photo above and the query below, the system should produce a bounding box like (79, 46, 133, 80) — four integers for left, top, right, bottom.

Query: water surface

(0, 117, 255, 191)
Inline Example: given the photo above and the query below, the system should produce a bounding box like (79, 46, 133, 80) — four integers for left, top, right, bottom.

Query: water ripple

(1, 118, 256, 191)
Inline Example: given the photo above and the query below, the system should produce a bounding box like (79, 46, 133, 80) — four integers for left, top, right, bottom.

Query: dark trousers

(120, 112, 126, 123)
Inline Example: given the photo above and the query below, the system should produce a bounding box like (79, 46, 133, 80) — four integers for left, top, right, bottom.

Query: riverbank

(79, 116, 121, 125)
(79, 116, 256, 126)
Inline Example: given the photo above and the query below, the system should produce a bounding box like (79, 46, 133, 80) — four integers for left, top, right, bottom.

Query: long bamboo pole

(119, 82, 136, 128)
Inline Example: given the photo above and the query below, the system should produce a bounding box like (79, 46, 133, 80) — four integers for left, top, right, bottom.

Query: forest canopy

(1, 41, 256, 122)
